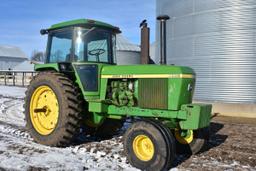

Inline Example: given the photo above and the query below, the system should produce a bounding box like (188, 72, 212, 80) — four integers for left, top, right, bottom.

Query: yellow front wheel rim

(30, 85, 59, 135)
(175, 129, 194, 144)
(133, 135, 155, 161)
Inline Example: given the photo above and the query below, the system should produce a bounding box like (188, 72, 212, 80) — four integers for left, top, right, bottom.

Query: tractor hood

(101, 65, 195, 79)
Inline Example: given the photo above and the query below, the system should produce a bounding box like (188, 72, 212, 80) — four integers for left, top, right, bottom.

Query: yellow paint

(101, 74, 194, 79)
(30, 85, 59, 135)
(175, 129, 194, 144)
(132, 135, 154, 161)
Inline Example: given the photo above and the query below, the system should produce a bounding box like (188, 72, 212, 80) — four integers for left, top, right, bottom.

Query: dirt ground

(174, 116, 256, 171)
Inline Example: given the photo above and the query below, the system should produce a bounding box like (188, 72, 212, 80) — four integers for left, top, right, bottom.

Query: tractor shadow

(72, 131, 114, 145)
(72, 127, 127, 146)
(173, 122, 228, 167)
(72, 120, 132, 145)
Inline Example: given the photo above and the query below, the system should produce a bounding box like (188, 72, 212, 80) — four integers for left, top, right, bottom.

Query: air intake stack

(157, 15, 170, 65)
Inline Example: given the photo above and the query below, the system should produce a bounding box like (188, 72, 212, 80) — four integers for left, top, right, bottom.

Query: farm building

(0, 45, 28, 70)
(116, 34, 141, 65)
(12, 60, 35, 71)
(156, 0, 256, 118)
(150, 42, 157, 63)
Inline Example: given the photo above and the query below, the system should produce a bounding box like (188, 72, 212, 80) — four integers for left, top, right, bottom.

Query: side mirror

(40, 29, 48, 35)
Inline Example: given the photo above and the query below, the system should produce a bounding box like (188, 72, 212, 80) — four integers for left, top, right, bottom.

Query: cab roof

(47, 19, 121, 33)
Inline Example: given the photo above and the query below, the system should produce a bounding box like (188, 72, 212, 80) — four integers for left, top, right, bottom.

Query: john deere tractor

(24, 17, 212, 171)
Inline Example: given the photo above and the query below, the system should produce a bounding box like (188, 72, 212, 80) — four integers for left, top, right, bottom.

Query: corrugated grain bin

(116, 34, 141, 65)
(156, 0, 256, 106)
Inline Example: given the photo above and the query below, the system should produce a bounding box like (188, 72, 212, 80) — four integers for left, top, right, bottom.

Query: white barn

(0, 45, 28, 70)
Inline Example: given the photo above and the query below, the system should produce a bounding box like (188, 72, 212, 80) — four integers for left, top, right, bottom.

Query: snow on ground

(0, 86, 139, 171)
(0, 85, 255, 171)
(0, 86, 26, 98)
(0, 96, 24, 127)
(0, 123, 137, 171)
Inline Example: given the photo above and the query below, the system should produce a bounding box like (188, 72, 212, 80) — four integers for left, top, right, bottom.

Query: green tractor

(24, 17, 212, 170)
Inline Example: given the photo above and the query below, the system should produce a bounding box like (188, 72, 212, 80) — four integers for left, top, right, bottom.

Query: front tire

(24, 72, 83, 147)
(123, 120, 175, 171)
(175, 127, 209, 154)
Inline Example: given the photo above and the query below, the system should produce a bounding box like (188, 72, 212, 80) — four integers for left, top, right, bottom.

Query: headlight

(187, 83, 193, 92)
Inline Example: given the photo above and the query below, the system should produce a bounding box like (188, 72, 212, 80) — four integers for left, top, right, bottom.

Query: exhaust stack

(140, 20, 150, 64)
(157, 15, 170, 65)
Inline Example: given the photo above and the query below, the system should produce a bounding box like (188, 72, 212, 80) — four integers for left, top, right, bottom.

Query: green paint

(49, 19, 121, 33)
(99, 78, 108, 100)
(92, 113, 105, 125)
(101, 65, 194, 75)
(168, 77, 195, 110)
(179, 104, 212, 130)
(106, 105, 180, 119)
(85, 111, 105, 126)
(107, 115, 123, 119)
(133, 80, 139, 99)
(88, 100, 108, 113)
(35, 63, 59, 72)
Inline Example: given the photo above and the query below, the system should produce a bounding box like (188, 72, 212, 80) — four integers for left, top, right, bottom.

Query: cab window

(47, 30, 73, 63)
(74, 28, 115, 63)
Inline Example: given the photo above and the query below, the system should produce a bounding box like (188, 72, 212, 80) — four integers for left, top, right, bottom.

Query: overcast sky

(0, 0, 155, 57)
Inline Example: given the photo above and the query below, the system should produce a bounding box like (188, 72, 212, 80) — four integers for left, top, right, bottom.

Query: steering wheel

(88, 49, 105, 57)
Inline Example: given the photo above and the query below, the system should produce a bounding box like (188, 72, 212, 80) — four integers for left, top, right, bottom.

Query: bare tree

(31, 50, 45, 62)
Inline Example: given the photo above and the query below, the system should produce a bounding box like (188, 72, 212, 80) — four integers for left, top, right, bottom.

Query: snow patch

(0, 86, 26, 98)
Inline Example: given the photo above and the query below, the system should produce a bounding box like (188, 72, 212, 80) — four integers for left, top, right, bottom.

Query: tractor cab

(38, 19, 121, 94)
(41, 19, 121, 64)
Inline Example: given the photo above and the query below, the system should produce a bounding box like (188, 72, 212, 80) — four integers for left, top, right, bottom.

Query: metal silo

(156, 0, 256, 110)
(116, 34, 141, 65)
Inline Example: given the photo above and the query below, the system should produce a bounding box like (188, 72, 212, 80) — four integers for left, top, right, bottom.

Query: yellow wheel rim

(132, 135, 154, 161)
(30, 85, 59, 135)
(175, 129, 194, 144)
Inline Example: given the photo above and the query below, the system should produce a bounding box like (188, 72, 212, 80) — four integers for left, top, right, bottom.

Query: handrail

(0, 71, 37, 87)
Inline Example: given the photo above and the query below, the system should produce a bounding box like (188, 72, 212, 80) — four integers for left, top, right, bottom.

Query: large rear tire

(24, 72, 84, 147)
(123, 120, 175, 171)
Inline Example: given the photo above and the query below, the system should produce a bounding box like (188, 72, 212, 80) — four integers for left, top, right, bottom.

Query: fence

(0, 71, 36, 87)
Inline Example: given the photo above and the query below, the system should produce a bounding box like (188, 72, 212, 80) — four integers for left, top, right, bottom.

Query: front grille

(138, 78, 168, 109)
